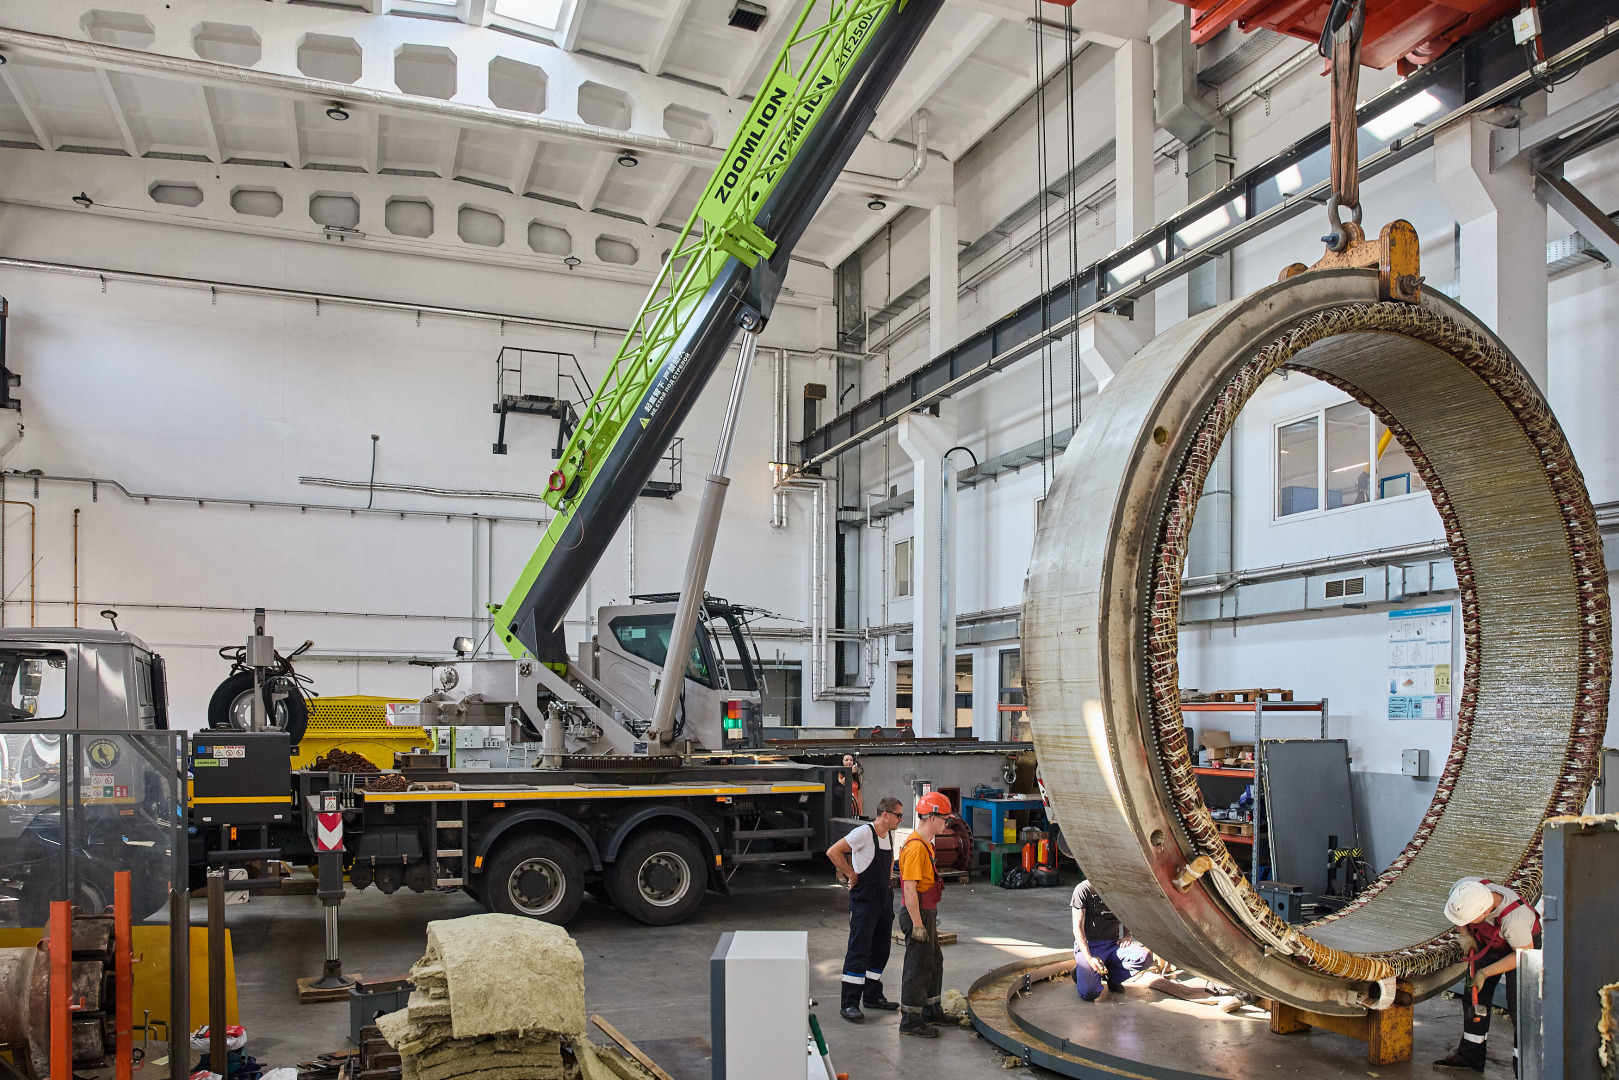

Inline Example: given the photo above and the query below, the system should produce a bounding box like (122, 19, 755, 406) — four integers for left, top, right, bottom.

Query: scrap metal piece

(1025, 268, 1609, 1013)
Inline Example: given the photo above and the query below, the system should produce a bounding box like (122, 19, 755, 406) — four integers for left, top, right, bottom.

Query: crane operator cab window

(609, 614, 718, 687)
(0, 651, 67, 722)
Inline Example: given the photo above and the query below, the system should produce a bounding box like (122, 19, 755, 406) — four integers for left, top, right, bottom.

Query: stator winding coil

(1024, 267, 1609, 1013)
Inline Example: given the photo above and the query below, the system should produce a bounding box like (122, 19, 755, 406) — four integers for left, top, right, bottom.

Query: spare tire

(207, 671, 309, 745)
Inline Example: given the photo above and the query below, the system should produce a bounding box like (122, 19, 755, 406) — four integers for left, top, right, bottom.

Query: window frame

(894, 537, 913, 598)
(1272, 400, 1427, 522)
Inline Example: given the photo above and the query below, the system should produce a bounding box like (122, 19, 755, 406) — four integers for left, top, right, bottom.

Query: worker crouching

(898, 792, 953, 1038)
(827, 795, 904, 1022)
(1433, 876, 1541, 1074)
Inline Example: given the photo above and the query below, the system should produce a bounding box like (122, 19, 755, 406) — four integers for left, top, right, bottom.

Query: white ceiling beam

(872, 12, 997, 142)
(284, 98, 305, 169)
(194, 85, 225, 163)
(956, 0, 1146, 47)
(726, 0, 807, 98)
(510, 134, 544, 194)
(578, 149, 614, 212)
(647, 0, 695, 76)
(93, 68, 139, 158)
(819, 203, 907, 270)
(559, 0, 593, 53)
(0, 66, 53, 150)
(437, 125, 462, 179)
(645, 162, 690, 226)
(362, 109, 381, 174)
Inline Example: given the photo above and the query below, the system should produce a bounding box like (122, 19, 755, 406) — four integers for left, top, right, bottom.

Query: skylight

(497, 0, 567, 29)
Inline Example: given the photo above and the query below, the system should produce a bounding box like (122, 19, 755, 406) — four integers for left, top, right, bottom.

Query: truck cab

(0, 628, 169, 731)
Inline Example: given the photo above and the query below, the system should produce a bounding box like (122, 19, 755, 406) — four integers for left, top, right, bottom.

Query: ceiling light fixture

(617, 151, 638, 167)
(327, 104, 351, 121)
(867, 196, 887, 211)
(0, 53, 8, 65)
(72, 192, 93, 208)
(563, 255, 582, 268)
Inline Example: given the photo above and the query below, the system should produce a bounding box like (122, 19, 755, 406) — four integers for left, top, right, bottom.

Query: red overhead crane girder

(1156, 0, 1519, 70)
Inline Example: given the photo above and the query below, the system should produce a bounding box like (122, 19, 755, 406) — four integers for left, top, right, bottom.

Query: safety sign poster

(1388, 603, 1452, 719)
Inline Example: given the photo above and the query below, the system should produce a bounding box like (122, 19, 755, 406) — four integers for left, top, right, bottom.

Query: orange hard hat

(916, 792, 953, 817)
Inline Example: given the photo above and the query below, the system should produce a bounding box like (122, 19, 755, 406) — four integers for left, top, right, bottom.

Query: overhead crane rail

(796, 0, 1619, 468)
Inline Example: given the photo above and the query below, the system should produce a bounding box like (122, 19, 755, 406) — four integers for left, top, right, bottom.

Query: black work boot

(863, 994, 900, 1012)
(899, 1008, 937, 1038)
(921, 1005, 949, 1026)
(1432, 1052, 1484, 1073)
(840, 981, 865, 1022)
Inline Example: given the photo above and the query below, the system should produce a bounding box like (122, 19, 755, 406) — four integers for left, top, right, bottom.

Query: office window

(955, 655, 973, 736)
(894, 538, 913, 598)
(998, 648, 1022, 707)
(1276, 416, 1319, 517)
(1325, 402, 1371, 509)
(1277, 402, 1427, 519)
(1374, 417, 1427, 499)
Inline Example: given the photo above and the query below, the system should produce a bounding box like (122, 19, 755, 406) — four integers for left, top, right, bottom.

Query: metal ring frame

(1024, 268, 1610, 1013)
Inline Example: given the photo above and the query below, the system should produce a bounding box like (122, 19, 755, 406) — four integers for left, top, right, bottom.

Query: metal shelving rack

(1182, 697, 1329, 887)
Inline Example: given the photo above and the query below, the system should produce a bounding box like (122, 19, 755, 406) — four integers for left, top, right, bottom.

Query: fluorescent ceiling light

(1362, 89, 1444, 142)
(498, 0, 566, 28)
(1332, 461, 1370, 472)
(1276, 164, 1304, 195)
(1175, 197, 1245, 248)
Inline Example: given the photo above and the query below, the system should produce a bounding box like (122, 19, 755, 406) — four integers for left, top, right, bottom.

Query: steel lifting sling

(492, 0, 943, 661)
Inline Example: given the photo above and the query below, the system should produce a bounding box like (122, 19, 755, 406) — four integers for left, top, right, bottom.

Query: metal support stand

(246, 609, 271, 733)
(307, 849, 354, 992)
(649, 319, 760, 746)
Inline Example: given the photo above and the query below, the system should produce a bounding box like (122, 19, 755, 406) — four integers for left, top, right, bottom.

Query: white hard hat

(1444, 879, 1495, 926)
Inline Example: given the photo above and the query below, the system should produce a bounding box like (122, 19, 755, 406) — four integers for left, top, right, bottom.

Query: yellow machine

(289, 695, 430, 771)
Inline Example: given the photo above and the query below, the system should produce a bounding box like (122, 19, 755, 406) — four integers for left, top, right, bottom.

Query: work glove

(910, 925, 928, 942)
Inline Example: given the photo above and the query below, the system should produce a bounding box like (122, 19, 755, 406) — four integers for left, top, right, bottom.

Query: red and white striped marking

(316, 812, 343, 851)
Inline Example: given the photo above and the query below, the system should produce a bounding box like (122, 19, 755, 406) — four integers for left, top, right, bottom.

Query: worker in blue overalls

(1433, 876, 1541, 1074)
(827, 795, 905, 1022)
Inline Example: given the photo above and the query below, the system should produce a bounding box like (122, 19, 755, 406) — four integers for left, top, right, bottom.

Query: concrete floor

(212, 870, 1519, 1079)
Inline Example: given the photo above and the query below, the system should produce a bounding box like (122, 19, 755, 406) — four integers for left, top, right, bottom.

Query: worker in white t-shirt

(826, 795, 904, 1022)
(1433, 876, 1541, 1074)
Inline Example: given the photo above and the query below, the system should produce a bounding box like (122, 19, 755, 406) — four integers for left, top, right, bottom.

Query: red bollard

(49, 899, 71, 1080)
(115, 871, 133, 1080)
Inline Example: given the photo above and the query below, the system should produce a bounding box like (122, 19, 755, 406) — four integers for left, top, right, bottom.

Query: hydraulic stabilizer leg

(649, 316, 761, 747)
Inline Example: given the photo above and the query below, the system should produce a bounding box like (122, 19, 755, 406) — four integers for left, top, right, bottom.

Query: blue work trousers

(1074, 938, 1127, 1001)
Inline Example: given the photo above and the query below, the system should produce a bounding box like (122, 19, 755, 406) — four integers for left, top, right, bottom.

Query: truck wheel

(207, 671, 309, 745)
(485, 835, 583, 924)
(607, 830, 705, 926)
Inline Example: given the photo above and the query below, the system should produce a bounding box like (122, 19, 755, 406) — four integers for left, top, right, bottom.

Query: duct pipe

(893, 111, 930, 190)
(72, 508, 79, 628)
(0, 258, 631, 337)
(13, 470, 550, 525)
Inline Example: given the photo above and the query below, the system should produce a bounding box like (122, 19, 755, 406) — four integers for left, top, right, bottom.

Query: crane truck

(0, 0, 950, 933)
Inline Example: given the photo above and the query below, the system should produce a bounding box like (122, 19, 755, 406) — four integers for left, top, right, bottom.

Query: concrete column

(897, 402, 958, 739)
(1076, 311, 1151, 392)
(929, 203, 959, 357)
(1115, 37, 1155, 330)
(1434, 106, 1549, 388)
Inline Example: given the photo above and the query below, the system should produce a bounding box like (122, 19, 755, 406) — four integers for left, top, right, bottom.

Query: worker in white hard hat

(1432, 876, 1541, 1074)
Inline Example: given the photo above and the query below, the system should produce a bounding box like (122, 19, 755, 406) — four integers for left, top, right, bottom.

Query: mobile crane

(0, 0, 949, 937)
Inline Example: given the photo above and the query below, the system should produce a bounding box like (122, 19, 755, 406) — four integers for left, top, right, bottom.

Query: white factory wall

(840, 45, 1619, 869)
(0, 201, 832, 729)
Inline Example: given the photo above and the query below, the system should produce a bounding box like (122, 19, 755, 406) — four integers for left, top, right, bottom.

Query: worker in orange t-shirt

(897, 791, 953, 1037)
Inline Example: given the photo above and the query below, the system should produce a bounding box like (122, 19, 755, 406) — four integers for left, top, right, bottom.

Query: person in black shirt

(1071, 879, 1128, 1000)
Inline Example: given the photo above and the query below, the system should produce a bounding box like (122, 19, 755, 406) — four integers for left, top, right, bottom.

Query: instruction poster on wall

(1388, 603, 1452, 719)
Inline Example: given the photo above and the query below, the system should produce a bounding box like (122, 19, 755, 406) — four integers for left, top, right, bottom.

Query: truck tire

(485, 834, 583, 924)
(207, 671, 309, 745)
(607, 829, 705, 926)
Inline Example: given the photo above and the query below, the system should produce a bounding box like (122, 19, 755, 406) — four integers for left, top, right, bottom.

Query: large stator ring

(1024, 267, 1610, 1014)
